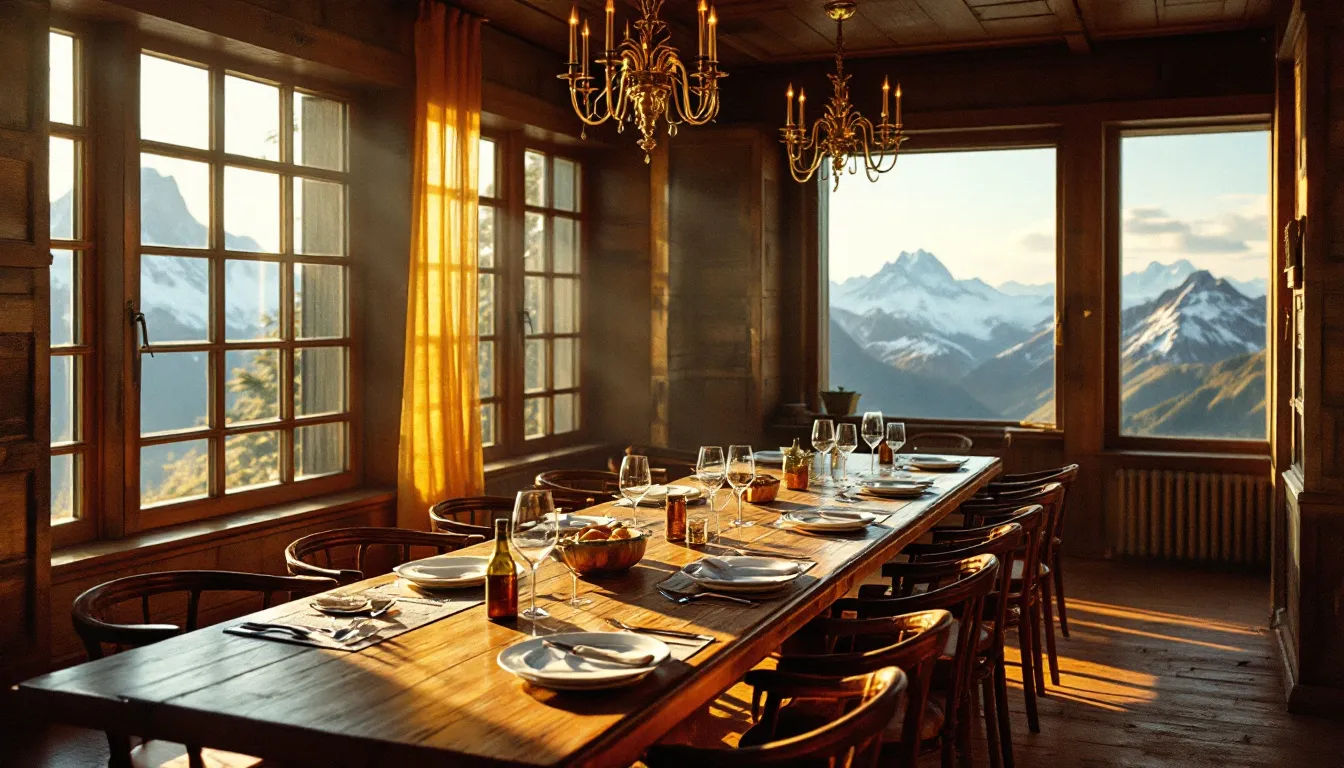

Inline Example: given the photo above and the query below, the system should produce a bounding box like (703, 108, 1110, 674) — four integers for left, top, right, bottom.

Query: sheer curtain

(398, 1, 484, 528)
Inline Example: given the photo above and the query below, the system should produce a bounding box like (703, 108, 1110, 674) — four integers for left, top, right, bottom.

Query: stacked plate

(781, 509, 878, 532)
(682, 556, 808, 594)
(614, 484, 702, 507)
(906, 455, 969, 471)
(497, 632, 670, 691)
(857, 478, 935, 499)
(392, 555, 524, 590)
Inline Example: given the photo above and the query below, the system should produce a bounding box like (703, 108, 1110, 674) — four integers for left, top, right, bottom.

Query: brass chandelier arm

(784, 121, 827, 183)
(667, 58, 719, 126)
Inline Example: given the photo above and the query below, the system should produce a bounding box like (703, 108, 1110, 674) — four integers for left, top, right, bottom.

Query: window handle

(129, 300, 153, 386)
(521, 309, 535, 336)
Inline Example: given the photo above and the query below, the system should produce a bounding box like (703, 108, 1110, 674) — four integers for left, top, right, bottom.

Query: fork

(657, 587, 759, 607)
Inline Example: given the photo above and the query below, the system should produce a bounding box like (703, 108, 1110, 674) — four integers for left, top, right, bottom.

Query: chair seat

(938, 618, 993, 660)
(131, 741, 265, 768)
(1010, 560, 1051, 581)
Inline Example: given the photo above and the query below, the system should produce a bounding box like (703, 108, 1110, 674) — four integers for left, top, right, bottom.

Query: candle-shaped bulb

(786, 84, 794, 127)
(708, 7, 718, 60)
(582, 20, 590, 77)
(568, 7, 579, 66)
(895, 82, 902, 124)
(605, 0, 614, 52)
(881, 75, 890, 121)
(698, 0, 707, 57)
(799, 88, 806, 124)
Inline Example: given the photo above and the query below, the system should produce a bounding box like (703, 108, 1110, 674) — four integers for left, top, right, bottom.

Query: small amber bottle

(878, 439, 894, 468)
(485, 519, 518, 624)
(666, 492, 687, 542)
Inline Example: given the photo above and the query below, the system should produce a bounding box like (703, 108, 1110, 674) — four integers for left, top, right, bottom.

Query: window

(825, 147, 1057, 425)
(135, 50, 351, 516)
(49, 29, 93, 533)
(1117, 130, 1270, 441)
(477, 139, 583, 456)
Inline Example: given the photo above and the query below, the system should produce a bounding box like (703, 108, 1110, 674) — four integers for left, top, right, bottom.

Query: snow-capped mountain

(1120, 270, 1265, 368)
(1122, 259, 1265, 307)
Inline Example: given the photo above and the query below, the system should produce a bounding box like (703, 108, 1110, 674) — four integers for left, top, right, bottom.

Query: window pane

(554, 277, 578, 334)
(293, 92, 345, 171)
(50, 249, 75, 346)
(140, 54, 208, 149)
(524, 150, 546, 206)
(224, 75, 280, 161)
(49, 32, 75, 126)
(479, 340, 494, 398)
(480, 403, 495, 447)
(141, 351, 208, 435)
(478, 273, 494, 335)
(295, 263, 345, 339)
(524, 213, 545, 271)
(555, 392, 577, 434)
(225, 259, 281, 340)
(294, 178, 345, 256)
(525, 339, 547, 393)
(827, 148, 1057, 425)
(141, 439, 209, 506)
(296, 422, 346, 479)
(478, 207, 496, 268)
(141, 254, 209, 342)
(524, 397, 548, 440)
(554, 218, 577, 274)
(51, 453, 76, 524)
(554, 337, 575, 390)
(51, 355, 75, 444)
(224, 166, 280, 253)
(524, 277, 547, 334)
(141, 153, 210, 248)
(554, 158, 578, 212)
(225, 349, 280, 424)
(1119, 131, 1270, 440)
(49, 136, 77, 240)
(295, 346, 346, 416)
(480, 138, 497, 198)
(225, 431, 280, 492)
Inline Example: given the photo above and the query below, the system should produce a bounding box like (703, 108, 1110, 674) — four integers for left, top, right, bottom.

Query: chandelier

(780, 0, 905, 188)
(560, 0, 726, 162)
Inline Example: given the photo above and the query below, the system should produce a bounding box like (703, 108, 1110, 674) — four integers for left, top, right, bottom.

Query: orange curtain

(398, 1, 484, 528)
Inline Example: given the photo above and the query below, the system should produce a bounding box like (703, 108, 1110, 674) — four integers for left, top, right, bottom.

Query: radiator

(1112, 469, 1271, 566)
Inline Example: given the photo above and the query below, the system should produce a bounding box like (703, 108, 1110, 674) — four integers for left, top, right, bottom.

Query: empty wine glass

(811, 419, 836, 486)
(618, 454, 652, 527)
(835, 423, 859, 488)
(726, 445, 756, 528)
(511, 490, 559, 634)
(886, 422, 907, 471)
(696, 446, 726, 540)
(861, 411, 884, 475)
(552, 506, 592, 608)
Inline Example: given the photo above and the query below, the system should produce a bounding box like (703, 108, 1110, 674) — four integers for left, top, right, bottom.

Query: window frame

(816, 126, 1064, 431)
(1102, 118, 1273, 455)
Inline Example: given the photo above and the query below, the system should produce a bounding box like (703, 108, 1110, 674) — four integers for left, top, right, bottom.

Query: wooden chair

(850, 554, 1002, 768)
(608, 445, 699, 484)
(72, 570, 337, 768)
(982, 464, 1081, 639)
(906, 432, 973, 454)
(644, 667, 907, 768)
(284, 527, 483, 585)
(429, 492, 605, 537)
(534, 469, 619, 496)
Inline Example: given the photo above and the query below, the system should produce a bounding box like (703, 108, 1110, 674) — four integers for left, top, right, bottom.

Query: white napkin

(695, 557, 803, 581)
(545, 641, 655, 667)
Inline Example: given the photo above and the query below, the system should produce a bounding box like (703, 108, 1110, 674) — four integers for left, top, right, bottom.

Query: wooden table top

(18, 457, 1000, 768)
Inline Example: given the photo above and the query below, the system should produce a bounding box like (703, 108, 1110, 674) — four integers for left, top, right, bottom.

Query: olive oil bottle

(485, 518, 518, 624)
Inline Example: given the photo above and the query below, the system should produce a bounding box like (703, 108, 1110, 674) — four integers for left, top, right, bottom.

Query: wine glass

(696, 446, 726, 540)
(885, 422, 907, 471)
(618, 454, 652, 527)
(552, 505, 592, 608)
(835, 423, 859, 488)
(726, 445, 756, 528)
(511, 490, 559, 634)
(811, 419, 836, 487)
(860, 411, 884, 475)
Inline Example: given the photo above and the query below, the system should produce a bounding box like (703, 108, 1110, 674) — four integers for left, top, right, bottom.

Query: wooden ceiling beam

(1046, 0, 1092, 53)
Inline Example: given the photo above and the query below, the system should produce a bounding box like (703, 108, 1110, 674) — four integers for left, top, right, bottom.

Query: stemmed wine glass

(861, 411, 884, 475)
(618, 455, 652, 527)
(511, 490, 559, 635)
(552, 504, 592, 608)
(885, 422, 907, 472)
(811, 419, 836, 487)
(726, 445, 756, 528)
(696, 446, 726, 540)
(835, 423, 858, 489)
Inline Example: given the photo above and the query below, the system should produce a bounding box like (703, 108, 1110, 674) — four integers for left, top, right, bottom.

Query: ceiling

(458, 0, 1276, 64)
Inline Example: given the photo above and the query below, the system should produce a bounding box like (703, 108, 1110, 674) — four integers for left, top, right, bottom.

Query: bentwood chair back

(72, 570, 336, 768)
(285, 527, 483, 585)
(906, 432, 973, 455)
(644, 667, 907, 768)
(430, 492, 607, 537)
(608, 445, 699, 484)
(534, 469, 620, 496)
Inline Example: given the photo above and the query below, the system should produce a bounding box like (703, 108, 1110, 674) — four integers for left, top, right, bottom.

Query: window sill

(52, 487, 396, 579)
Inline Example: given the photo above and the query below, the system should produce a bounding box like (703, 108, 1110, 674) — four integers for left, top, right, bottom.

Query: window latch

(129, 300, 153, 385)
(521, 309, 535, 335)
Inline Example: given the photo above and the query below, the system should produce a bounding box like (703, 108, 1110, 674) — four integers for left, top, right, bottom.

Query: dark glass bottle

(485, 519, 518, 624)
(666, 492, 687, 542)
(878, 438, 894, 468)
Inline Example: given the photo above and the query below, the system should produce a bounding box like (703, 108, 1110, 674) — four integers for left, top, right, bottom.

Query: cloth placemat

(225, 581, 483, 652)
(660, 633, 714, 662)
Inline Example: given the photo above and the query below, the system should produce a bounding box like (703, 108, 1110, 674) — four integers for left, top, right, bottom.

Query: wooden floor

(5, 558, 1343, 767)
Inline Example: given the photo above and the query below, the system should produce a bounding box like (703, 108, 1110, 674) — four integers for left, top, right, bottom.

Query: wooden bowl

(554, 529, 648, 576)
(744, 475, 781, 504)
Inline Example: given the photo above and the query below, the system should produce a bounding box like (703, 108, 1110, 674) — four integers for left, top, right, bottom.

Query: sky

(827, 131, 1271, 287)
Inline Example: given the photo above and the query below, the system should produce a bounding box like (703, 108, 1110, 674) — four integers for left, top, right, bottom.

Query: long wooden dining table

(17, 456, 1000, 767)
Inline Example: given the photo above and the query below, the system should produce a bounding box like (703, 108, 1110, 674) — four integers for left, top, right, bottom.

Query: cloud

(1123, 206, 1268, 256)
(1018, 232, 1053, 252)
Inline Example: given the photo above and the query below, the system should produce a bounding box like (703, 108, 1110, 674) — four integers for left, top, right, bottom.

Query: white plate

(557, 514, 616, 529)
(859, 483, 931, 498)
(683, 556, 807, 594)
(614, 484, 702, 507)
(393, 555, 522, 589)
(754, 450, 786, 465)
(782, 510, 877, 532)
(907, 455, 968, 471)
(497, 631, 670, 691)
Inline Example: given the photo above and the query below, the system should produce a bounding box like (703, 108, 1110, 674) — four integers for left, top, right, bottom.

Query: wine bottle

(486, 518, 518, 624)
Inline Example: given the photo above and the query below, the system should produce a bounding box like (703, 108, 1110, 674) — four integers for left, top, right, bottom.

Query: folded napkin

(692, 557, 805, 582)
(816, 510, 871, 522)
(544, 640, 655, 668)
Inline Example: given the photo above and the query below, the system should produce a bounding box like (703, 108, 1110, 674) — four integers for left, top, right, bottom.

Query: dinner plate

(781, 510, 877, 532)
(614, 483, 702, 507)
(682, 556, 807, 594)
(557, 513, 616, 529)
(754, 450, 786, 465)
(497, 631, 670, 691)
(858, 482, 931, 499)
(906, 455, 969, 471)
(393, 555, 523, 589)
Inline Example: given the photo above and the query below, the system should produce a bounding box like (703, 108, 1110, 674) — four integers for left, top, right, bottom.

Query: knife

(607, 620, 714, 642)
